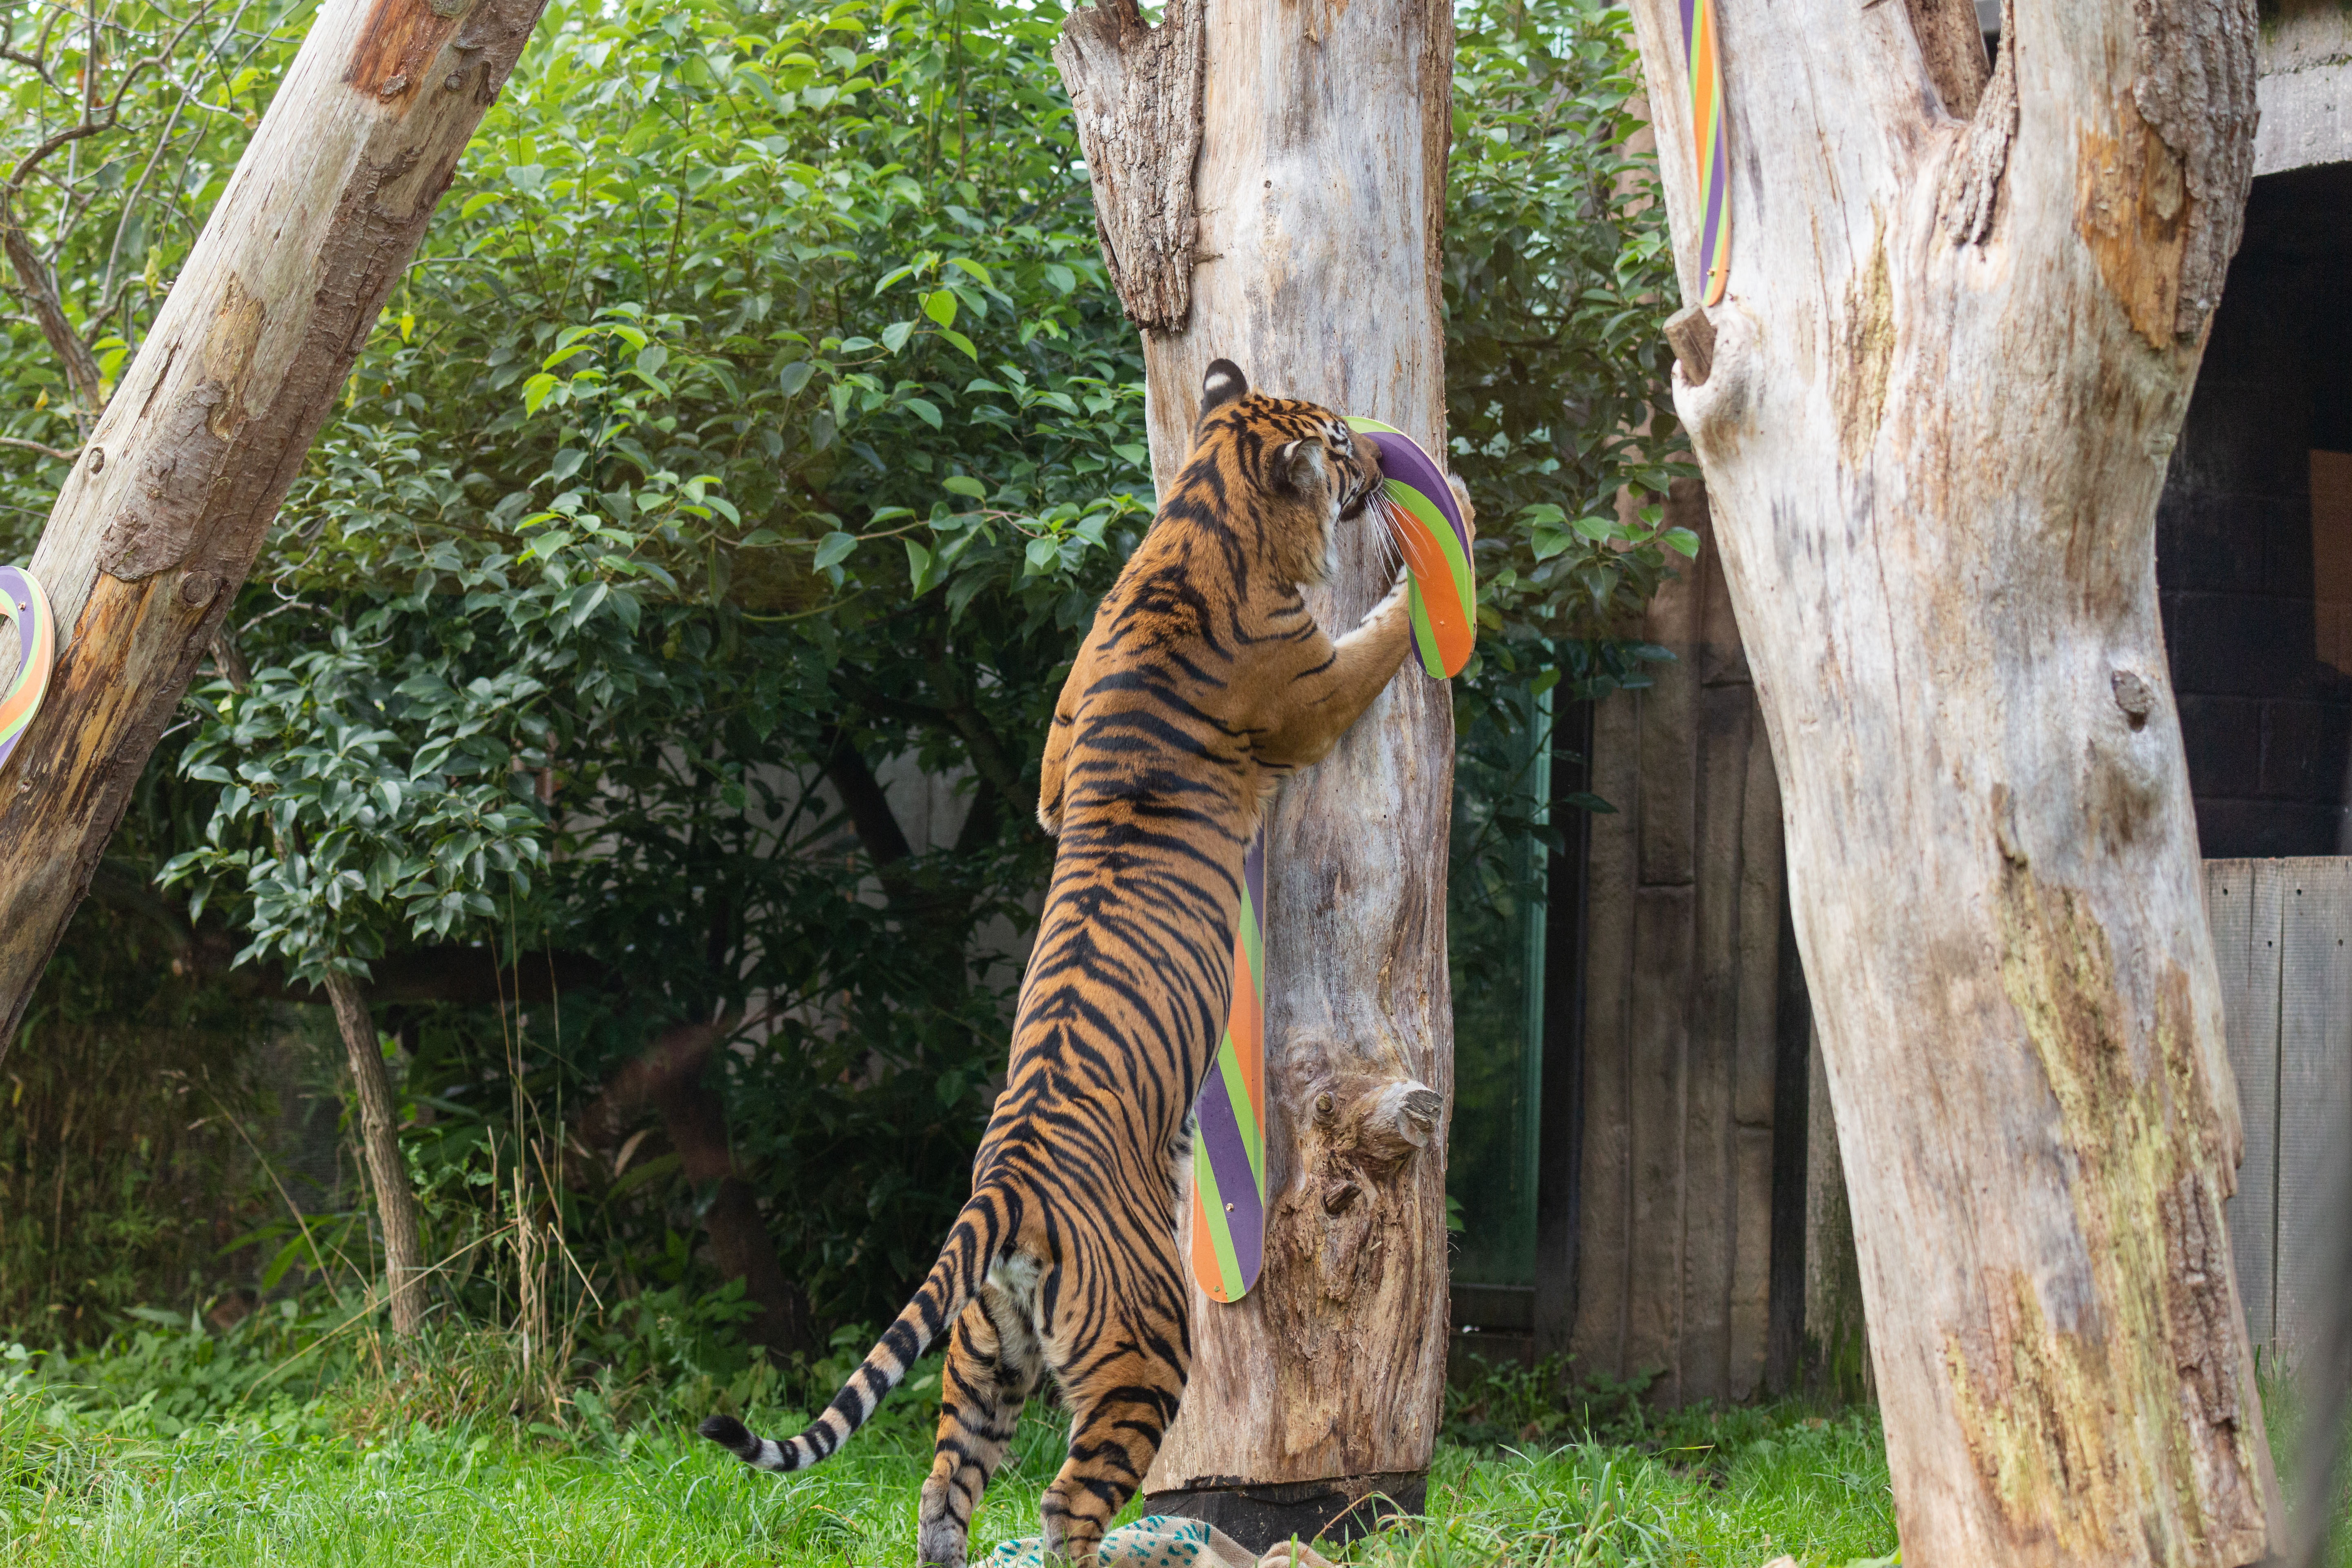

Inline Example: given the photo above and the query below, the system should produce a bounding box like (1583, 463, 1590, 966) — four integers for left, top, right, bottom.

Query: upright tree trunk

(1056, 1, 1456, 1548)
(324, 970, 428, 1336)
(1626, 0, 2280, 1561)
(0, 0, 550, 1062)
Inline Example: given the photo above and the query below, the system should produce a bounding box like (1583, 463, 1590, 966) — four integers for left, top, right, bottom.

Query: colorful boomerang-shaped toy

(1190, 831, 1266, 1303)
(1684, 0, 1731, 306)
(1189, 421, 1479, 1303)
(1346, 416, 1477, 681)
(0, 566, 55, 775)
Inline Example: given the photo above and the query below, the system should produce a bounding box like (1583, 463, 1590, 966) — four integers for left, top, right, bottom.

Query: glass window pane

(1446, 682, 1550, 1288)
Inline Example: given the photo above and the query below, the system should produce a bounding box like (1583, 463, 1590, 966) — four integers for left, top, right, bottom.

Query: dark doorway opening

(2158, 160, 2352, 857)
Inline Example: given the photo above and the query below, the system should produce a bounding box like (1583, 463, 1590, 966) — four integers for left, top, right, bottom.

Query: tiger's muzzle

(1335, 440, 1385, 521)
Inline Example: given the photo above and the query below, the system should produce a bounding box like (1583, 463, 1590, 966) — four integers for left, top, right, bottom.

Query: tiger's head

(1189, 359, 1385, 587)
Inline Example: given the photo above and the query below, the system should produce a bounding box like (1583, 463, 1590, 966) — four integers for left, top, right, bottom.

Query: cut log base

(1145, 1471, 1426, 1554)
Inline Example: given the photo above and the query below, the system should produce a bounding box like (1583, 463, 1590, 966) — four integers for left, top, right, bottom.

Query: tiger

(700, 359, 1464, 1566)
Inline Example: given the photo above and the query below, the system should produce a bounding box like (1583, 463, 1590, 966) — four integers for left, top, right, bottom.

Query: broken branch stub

(1317, 1072, 1442, 1174)
(0, 0, 552, 1061)
(1051, 0, 1205, 332)
(1665, 305, 1716, 388)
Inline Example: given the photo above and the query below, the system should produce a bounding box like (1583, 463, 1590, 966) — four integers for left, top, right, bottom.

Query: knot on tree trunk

(1275, 1067, 1441, 1305)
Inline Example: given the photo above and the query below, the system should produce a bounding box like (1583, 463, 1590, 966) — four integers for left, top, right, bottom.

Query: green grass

(0, 1390, 1901, 1567)
(4, 1327, 2339, 1567)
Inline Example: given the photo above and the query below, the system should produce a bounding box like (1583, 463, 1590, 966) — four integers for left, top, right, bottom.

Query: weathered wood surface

(2205, 859, 2284, 1352)
(0, 0, 550, 1060)
(2252, 0, 2352, 176)
(1055, 0, 1458, 1529)
(2274, 863, 2352, 1364)
(1625, 0, 2278, 1557)
(2205, 857, 2352, 1362)
(1051, 0, 1204, 332)
(1573, 479, 1791, 1405)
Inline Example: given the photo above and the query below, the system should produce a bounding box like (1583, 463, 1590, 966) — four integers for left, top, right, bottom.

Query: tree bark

(1054, 0, 1204, 332)
(323, 969, 428, 1336)
(0, 0, 550, 1065)
(1057, 0, 1456, 1546)
(1626, 0, 2280, 1561)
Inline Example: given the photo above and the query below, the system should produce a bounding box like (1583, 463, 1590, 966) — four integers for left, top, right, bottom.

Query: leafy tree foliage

(0, 0, 1681, 1338)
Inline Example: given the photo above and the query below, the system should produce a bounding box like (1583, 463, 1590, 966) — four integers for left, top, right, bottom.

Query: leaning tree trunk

(0, 0, 550, 1061)
(1055, 0, 1455, 1548)
(1626, 0, 2280, 1561)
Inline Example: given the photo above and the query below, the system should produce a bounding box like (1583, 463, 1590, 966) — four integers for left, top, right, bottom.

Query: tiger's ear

(1198, 359, 1248, 430)
(1274, 438, 1330, 498)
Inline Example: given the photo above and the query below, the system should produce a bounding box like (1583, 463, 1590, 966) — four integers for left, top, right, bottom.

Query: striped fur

(701, 361, 1454, 1566)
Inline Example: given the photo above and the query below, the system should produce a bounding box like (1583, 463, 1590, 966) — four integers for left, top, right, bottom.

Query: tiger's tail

(697, 1185, 1008, 1473)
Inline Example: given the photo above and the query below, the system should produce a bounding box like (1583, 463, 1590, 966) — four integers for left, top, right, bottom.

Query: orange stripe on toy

(1380, 489, 1474, 679)
(1228, 937, 1262, 1121)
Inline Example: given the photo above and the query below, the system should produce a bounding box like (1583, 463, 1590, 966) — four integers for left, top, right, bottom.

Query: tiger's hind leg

(919, 1278, 1045, 1568)
(1038, 1307, 1187, 1567)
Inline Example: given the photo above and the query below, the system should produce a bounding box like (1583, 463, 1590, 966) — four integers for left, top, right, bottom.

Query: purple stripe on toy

(1362, 431, 1469, 557)
(1702, 137, 1726, 266)
(1242, 829, 1265, 934)
(1194, 1066, 1262, 1286)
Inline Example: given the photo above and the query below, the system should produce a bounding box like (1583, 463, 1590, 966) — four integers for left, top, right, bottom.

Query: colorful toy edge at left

(0, 565, 55, 775)
(1344, 416, 1477, 679)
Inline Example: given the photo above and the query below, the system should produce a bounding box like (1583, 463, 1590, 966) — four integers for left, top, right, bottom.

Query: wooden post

(1624, 0, 2281, 1559)
(1055, 0, 1456, 1548)
(0, 0, 550, 1062)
